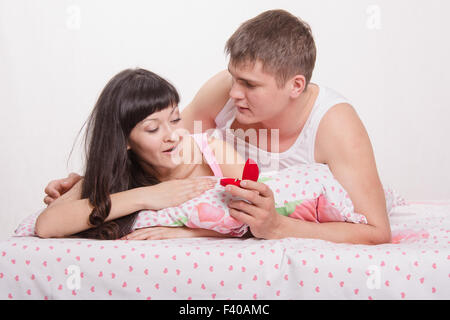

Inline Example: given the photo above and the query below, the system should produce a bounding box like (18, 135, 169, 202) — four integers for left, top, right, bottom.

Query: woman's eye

(171, 118, 182, 124)
(147, 128, 158, 133)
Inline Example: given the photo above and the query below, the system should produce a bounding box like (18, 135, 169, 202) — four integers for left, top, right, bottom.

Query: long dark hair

(73, 68, 180, 240)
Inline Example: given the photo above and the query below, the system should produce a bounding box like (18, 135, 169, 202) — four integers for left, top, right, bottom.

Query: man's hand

(225, 180, 281, 239)
(43, 173, 82, 206)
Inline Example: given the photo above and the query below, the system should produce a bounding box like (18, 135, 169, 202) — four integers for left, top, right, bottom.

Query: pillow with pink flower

(132, 162, 406, 236)
(14, 162, 406, 238)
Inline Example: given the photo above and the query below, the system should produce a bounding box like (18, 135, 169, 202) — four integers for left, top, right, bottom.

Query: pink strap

(192, 133, 224, 177)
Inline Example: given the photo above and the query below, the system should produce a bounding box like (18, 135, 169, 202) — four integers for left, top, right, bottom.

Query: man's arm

(273, 103, 391, 244)
(181, 70, 232, 133)
(226, 103, 391, 245)
(313, 103, 391, 243)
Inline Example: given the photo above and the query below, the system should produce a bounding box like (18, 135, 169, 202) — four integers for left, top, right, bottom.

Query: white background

(1, 0, 449, 240)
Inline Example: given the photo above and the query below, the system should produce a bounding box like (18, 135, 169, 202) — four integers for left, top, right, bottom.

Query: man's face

(227, 60, 291, 125)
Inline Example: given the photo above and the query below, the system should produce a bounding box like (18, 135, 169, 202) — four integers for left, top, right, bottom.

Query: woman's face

(127, 105, 187, 174)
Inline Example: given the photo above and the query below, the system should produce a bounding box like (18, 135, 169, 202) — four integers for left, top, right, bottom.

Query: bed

(1, 201, 449, 300)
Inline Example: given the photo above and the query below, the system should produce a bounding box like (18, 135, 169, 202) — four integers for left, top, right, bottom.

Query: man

(44, 10, 391, 244)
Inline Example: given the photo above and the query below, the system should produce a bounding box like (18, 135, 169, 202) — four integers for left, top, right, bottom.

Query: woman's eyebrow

(142, 105, 179, 123)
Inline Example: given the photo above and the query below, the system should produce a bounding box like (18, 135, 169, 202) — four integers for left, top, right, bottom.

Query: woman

(35, 68, 245, 240)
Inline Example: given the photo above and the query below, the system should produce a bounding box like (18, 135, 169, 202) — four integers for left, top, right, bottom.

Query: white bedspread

(1, 202, 449, 300)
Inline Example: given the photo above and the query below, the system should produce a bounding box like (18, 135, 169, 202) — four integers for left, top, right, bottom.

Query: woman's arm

(35, 180, 148, 238)
(35, 178, 216, 238)
(120, 226, 234, 240)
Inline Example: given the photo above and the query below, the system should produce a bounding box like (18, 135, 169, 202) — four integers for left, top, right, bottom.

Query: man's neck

(260, 84, 318, 140)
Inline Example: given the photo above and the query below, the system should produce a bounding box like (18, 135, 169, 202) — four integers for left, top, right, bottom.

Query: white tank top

(212, 84, 351, 173)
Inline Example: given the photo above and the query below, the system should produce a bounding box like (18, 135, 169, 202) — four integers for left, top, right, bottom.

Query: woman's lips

(163, 143, 179, 154)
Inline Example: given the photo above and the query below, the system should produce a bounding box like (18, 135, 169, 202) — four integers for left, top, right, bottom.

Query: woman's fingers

(190, 177, 217, 189)
(183, 178, 216, 201)
(124, 228, 153, 240)
(145, 177, 217, 210)
(194, 181, 215, 193)
(121, 227, 173, 240)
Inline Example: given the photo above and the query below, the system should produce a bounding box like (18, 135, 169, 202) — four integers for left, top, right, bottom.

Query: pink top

(191, 132, 224, 177)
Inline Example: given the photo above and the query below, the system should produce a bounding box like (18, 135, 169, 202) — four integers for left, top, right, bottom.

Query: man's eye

(240, 81, 254, 88)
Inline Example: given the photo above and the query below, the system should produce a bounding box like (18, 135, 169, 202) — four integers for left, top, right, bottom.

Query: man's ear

(289, 74, 307, 98)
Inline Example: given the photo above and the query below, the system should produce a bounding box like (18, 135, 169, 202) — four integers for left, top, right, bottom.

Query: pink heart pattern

(2, 186, 448, 300)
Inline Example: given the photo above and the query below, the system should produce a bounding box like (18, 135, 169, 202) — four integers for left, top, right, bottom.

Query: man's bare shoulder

(315, 102, 368, 163)
(181, 70, 232, 133)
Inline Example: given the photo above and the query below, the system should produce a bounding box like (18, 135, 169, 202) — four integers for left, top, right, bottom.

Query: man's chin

(235, 110, 258, 125)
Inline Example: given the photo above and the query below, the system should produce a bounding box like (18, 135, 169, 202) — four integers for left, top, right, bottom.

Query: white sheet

(1, 202, 448, 300)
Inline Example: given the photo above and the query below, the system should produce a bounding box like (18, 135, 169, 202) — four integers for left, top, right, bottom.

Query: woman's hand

(141, 177, 217, 211)
(120, 226, 228, 240)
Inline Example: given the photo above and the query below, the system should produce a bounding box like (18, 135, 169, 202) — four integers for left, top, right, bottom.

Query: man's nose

(229, 81, 245, 101)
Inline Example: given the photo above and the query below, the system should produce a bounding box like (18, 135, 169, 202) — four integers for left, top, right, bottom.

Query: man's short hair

(225, 9, 316, 88)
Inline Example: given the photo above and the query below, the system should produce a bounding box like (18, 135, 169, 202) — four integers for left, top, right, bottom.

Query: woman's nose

(163, 124, 180, 142)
